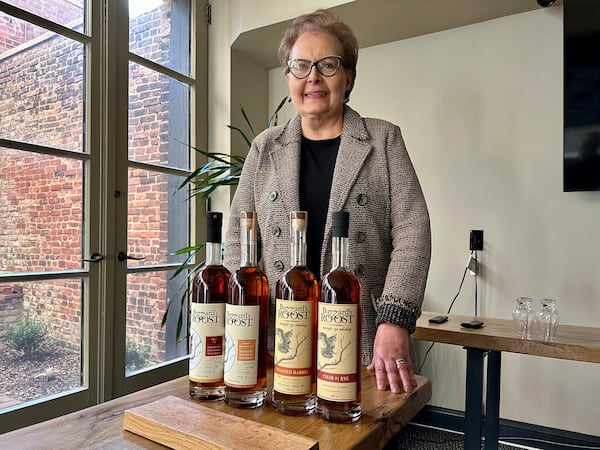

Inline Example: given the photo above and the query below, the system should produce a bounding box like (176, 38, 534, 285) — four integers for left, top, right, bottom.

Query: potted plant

(163, 97, 289, 339)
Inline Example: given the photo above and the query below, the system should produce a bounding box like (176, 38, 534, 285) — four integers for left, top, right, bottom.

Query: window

(0, 0, 207, 432)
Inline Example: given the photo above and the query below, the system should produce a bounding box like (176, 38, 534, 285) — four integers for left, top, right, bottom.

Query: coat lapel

(326, 107, 372, 229)
(269, 114, 303, 213)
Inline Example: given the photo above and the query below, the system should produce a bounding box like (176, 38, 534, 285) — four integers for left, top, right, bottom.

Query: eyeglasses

(286, 56, 345, 79)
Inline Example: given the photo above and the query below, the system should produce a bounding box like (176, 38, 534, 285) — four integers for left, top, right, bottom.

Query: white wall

(268, 6, 600, 437)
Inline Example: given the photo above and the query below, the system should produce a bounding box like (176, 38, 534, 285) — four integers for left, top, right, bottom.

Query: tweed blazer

(223, 105, 431, 365)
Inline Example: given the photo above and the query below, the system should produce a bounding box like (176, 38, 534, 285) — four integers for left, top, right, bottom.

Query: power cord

(417, 253, 472, 373)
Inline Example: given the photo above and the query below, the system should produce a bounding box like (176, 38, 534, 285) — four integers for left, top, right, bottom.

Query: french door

(0, 0, 206, 432)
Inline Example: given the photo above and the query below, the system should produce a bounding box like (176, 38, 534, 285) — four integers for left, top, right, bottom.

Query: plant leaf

(227, 125, 252, 148)
(268, 96, 289, 128)
(240, 105, 256, 137)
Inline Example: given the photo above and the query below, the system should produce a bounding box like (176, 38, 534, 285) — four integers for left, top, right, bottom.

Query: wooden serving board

(123, 395, 319, 450)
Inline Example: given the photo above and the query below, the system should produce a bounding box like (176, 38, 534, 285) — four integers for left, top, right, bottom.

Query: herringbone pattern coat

(223, 106, 431, 365)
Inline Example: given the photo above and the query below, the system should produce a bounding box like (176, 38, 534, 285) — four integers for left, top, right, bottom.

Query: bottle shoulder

(276, 266, 319, 301)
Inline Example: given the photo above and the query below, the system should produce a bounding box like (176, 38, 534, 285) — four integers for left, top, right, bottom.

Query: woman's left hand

(367, 322, 418, 393)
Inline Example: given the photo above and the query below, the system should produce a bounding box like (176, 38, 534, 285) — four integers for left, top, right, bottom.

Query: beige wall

(217, 2, 600, 436)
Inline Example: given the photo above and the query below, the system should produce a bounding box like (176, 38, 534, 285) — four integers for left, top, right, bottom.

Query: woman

(223, 9, 431, 394)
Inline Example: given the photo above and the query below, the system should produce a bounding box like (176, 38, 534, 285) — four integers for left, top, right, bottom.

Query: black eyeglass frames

(286, 56, 345, 79)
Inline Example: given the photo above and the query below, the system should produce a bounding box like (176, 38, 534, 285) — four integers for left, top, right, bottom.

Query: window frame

(0, 0, 208, 431)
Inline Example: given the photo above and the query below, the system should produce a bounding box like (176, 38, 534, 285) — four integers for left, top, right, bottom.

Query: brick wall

(0, 0, 83, 53)
(0, 2, 177, 360)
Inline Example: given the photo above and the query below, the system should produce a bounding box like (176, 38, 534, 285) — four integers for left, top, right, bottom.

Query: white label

(224, 304, 260, 388)
(317, 303, 359, 402)
(273, 299, 313, 395)
(189, 303, 225, 383)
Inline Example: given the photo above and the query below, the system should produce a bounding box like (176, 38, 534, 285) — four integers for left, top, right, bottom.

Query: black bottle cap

(206, 211, 223, 243)
(331, 211, 349, 238)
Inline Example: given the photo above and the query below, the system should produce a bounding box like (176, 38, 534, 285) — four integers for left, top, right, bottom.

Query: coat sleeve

(375, 124, 431, 334)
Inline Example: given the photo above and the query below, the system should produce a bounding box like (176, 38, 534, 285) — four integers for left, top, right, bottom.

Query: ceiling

(231, 0, 561, 69)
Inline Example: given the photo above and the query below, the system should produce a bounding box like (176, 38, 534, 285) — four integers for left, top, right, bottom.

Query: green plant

(5, 316, 56, 357)
(125, 340, 151, 372)
(163, 97, 289, 340)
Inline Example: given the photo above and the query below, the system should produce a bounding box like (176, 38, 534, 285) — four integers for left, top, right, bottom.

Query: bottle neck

(290, 225, 307, 267)
(240, 227, 257, 267)
(331, 235, 349, 270)
(205, 241, 222, 266)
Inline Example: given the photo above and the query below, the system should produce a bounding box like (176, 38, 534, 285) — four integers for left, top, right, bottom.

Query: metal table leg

(464, 348, 484, 450)
(484, 350, 502, 450)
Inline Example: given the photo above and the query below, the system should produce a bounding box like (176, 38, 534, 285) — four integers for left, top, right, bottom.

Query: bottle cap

(206, 211, 222, 243)
(290, 211, 307, 232)
(331, 211, 349, 237)
(240, 211, 257, 231)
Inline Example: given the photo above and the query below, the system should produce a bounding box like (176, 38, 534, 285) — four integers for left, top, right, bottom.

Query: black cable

(446, 260, 470, 314)
(418, 257, 471, 373)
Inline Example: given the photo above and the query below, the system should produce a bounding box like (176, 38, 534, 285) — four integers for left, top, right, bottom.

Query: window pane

(0, 279, 83, 411)
(126, 269, 187, 375)
(127, 168, 189, 267)
(5, 1, 86, 32)
(0, 16, 85, 152)
(0, 149, 84, 274)
(128, 62, 190, 168)
(129, 0, 190, 76)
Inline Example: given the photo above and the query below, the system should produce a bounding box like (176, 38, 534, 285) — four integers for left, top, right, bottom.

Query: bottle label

(317, 303, 359, 402)
(189, 303, 225, 383)
(224, 304, 260, 387)
(273, 298, 313, 395)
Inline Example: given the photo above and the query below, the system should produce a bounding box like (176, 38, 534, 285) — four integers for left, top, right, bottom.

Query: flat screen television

(563, 0, 600, 192)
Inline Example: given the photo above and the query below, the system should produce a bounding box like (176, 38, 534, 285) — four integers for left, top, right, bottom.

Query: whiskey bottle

(316, 211, 362, 423)
(272, 211, 318, 415)
(189, 212, 230, 401)
(224, 211, 269, 408)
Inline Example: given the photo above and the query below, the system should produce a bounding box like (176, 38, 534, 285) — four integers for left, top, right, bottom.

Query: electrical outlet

(470, 230, 484, 251)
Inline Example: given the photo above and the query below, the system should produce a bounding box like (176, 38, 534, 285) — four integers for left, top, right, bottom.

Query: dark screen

(563, 0, 600, 191)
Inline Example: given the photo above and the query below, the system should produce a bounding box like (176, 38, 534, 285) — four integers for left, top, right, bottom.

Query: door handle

(83, 253, 105, 263)
(116, 251, 146, 262)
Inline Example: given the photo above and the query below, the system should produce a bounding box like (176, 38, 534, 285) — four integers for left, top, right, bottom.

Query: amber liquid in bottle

(272, 211, 318, 415)
(224, 212, 269, 408)
(189, 212, 230, 401)
(317, 211, 362, 423)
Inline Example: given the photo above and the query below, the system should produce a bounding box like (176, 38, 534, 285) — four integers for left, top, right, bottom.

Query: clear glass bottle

(537, 298, 560, 343)
(272, 211, 318, 416)
(189, 212, 230, 401)
(512, 296, 534, 340)
(316, 211, 362, 423)
(224, 211, 269, 408)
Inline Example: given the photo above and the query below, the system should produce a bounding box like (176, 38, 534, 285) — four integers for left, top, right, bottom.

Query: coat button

(274, 260, 285, 272)
(272, 226, 281, 237)
(269, 191, 278, 202)
(356, 193, 368, 206)
(355, 231, 366, 243)
(355, 264, 365, 277)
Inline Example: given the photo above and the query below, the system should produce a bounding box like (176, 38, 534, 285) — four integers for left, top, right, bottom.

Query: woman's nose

(306, 65, 321, 81)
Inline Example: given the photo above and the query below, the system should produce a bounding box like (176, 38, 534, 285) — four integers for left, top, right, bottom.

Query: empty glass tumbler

(512, 297, 534, 339)
(536, 298, 560, 343)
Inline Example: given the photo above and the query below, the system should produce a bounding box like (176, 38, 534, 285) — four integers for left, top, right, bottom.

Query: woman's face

(286, 31, 352, 123)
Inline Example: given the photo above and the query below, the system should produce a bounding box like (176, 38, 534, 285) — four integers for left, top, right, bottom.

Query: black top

(299, 135, 341, 278)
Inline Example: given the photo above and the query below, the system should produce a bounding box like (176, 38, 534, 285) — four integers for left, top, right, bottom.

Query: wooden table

(0, 367, 431, 450)
(413, 311, 600, 450)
